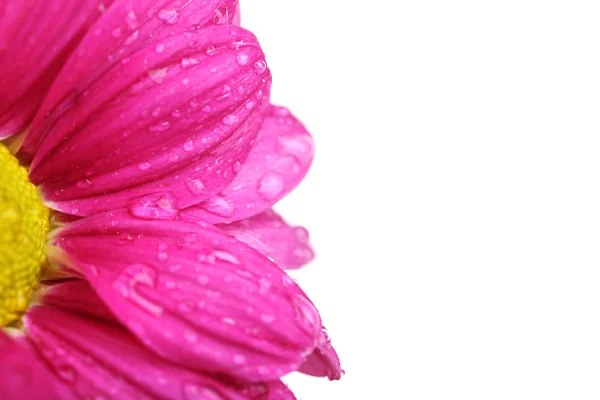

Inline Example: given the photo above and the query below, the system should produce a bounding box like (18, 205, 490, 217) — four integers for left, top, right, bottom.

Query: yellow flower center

(0, 143, 49, 326)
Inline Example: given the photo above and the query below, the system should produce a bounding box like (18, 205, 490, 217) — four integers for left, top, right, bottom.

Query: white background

(245, 2, 600, 399)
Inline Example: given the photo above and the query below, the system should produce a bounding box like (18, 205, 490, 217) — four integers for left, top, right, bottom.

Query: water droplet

(149, 121, 170, 132)
(253, 60, 267, 74)
(183, 140, 194, 151)
(222, 115, 239, 125)
(139, 162, 151, 170)
(185, 179, 204, 195)
(76, 178, 93, 188)
(181, 57, 199, 68)
(202, 196, 234, 217)
(206, 45, 217, 56)
(221, 317, 236, 325)
(158, 9, 179, 24)
(117, 233, 134, 244)
(172, 109, 181, 117)
(130, 193, 179, 220)
(233, 354, 246, 365)
(158, 252, 168, 261)
(112, 264, 163, 316)
(112, 28, 122, 38)
(236, 52, 249, 65)
(182, 77, 190, 85)
(125, 30, 139, 45)
(212, 250, 240, 265)
(201, 105, 211, 112)
(257, 173, 284, 200)
(278, 136, 313, 157)
(125, 11, 138, 30)
(233, 161, 241, 173)
(148, 67, 168, 83)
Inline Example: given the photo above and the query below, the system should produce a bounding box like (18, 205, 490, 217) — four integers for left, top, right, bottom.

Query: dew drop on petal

(253, 60, 267, 74)
(155, 43, 165, 53)
(222, 115, 239, 125)
(112, 264, 163, 316)
(158, 9, 179, 24)
(76, 178, 93, 188)
(185, 179, 204, 195)
(257, 172, 284, 200)
(139, 162, 151, 170)
(148, 67, 168, 83)
(236, 52, 249, 65)
(117, 233, 134, 245)
(183, 140, 194, 151)
(202, 196, 234, 217)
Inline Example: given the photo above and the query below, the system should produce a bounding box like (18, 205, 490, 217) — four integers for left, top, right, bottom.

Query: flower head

(0, 0, 341, 398)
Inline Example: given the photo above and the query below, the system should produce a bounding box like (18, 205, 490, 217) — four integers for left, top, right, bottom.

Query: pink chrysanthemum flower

(0, 0, 342, 398)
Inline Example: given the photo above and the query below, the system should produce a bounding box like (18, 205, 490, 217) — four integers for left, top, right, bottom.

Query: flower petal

(40, 280, 119, 324)
(25, 305, 284, 400)
(182, 105, 314, 223)
(0, 330, 75, 400)
(23, 0, 270, 217)
(298, 329, 343, 381)
(0, 0, 109, 139)
(50, 210, 322, 381)
(242, 380, 297, 400)
(217, 209, 314, 269)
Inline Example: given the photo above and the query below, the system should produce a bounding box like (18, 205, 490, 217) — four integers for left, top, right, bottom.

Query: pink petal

(218, 209, 314, 269)
(298, 329, 344, 381)
(25, 305, 282, 400)
(242, 380, 297, 400)
(182, 105, 314, 223)
(0, 330, 75, 400)
(23, 0, 270, 217)
(0, 0, 110, 139)
(40, 280, 119, 324)
(50, 210, 322, 381)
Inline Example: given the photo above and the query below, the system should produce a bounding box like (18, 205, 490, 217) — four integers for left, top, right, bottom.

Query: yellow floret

(0, 143, 48, 326)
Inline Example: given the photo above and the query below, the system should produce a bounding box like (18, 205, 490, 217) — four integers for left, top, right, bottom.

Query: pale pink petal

(0, 0, 110, 139)
(183, 105, 314, 223)
(298, 329, 343, 381)
(23, 0, 270, 217)
(0, 330, 75, 400)
(50, 210, 322, 381)
(25, 305, 281, 400)
(218, 209, 314, 270)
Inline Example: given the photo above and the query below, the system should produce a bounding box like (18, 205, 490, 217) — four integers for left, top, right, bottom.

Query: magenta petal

(0, 330, 75, 400)
(218, 209, 314, 269)
(50, 210, 322, 381)
(242, 380, 297, 400)
(25, 305, 277, 400)
(24, 1, 270, 217)
(182, 105, 314, 224)
(40, 280, 119, 324)
(0, 0, 109, 139)
(298, 329, 343, 381)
